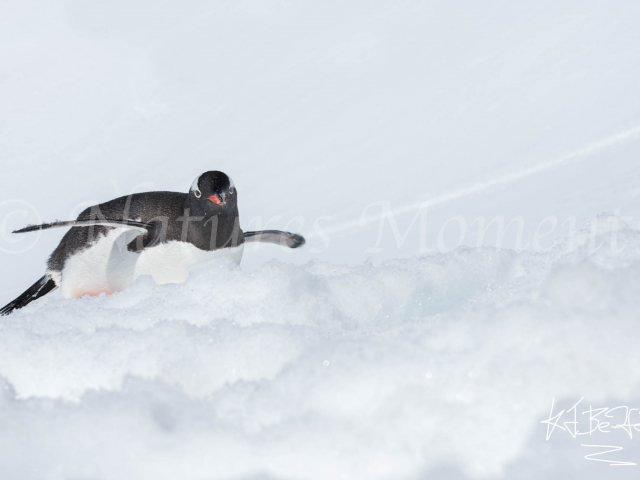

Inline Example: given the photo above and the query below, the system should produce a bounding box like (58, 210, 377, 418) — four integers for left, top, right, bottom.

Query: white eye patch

(190, 176, 201, 198)
(228, 176, 235, 193)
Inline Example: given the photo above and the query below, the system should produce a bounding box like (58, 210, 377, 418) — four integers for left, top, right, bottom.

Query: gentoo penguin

(1, 171, 304, 315)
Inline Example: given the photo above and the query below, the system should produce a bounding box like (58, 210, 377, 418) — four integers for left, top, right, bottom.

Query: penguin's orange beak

(207, 194, 223, 205)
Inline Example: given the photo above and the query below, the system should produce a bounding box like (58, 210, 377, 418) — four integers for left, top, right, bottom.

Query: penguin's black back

(47, 191, 242, 273)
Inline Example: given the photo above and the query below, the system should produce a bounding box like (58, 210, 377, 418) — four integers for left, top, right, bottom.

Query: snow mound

(2, 216, 640, 479)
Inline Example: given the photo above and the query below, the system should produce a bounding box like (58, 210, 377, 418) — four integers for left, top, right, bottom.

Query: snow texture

(2, 1, 640, 479)
(2, 219, 640, 479)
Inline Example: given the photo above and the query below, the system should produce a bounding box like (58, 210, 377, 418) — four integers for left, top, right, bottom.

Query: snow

(2, 1, 640, 478)
(2, 220, 640, 479)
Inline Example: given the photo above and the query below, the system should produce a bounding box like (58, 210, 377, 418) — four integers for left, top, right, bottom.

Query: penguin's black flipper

(244, 230, 305, 248)
(126, 220, 165, 253)
(13, 219, 151, 234)
(0, 275, 58, 316)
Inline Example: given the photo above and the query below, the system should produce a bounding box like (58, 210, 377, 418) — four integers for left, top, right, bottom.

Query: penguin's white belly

(57, 228, 244, 299)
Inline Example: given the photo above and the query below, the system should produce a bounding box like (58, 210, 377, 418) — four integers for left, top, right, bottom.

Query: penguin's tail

(0, 275, 58, 316)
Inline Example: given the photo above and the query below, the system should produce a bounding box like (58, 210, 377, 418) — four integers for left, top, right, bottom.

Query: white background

(1, 1, 640, 478)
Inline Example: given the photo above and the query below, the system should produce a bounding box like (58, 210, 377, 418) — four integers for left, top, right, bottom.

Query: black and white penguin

(1, 171, 304, 315)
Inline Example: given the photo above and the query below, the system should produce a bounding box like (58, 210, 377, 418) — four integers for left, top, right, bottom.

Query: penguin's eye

(194, 189, 201, 198)
(229, 185, 235, 194)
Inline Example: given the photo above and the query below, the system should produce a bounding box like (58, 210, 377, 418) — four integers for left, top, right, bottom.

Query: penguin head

(189, 171, 237, 214)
